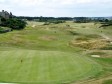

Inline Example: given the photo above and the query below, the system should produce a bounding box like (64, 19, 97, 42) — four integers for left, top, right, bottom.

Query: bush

(74, 17, 90, 23)
(43, 22, 50, 25)
(1, 18, 27, 30)
(75, 37, 90, 41)
(0, 27, 12, 33)
(6, 18, 27, 30)
(99, 20, 112, 28)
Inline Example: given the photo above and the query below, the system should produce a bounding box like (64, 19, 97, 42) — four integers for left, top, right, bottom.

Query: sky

(0, 0, 112, 17)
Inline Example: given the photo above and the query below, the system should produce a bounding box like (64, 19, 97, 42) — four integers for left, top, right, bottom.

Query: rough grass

(101, 44, 112, 50)
(103, 79, 112, 84)
(89, 52, 106, 55)
(69, 39, 108, 49)
(69, 31, 110, 50)
(39, 35, 57, 41)
(87, 51, 112, 58)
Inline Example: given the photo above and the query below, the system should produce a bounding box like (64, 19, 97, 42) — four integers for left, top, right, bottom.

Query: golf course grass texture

(0, 50, 102, 84)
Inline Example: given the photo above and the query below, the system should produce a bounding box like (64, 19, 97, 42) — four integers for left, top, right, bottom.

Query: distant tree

(0, 17, 7, 26)
(105, 19, 109, 22)
(74, 17, 90, 23)
(1, 18, 27, 30)
(99, 20, 112, 28)
(6, 18, 27, 30)
(1, 17, 6, 22)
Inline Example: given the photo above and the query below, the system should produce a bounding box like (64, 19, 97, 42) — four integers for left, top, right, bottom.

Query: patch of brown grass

(39, 35, 57, 41)
(11, 35, 24, 44)
(69, 39, 108, 49)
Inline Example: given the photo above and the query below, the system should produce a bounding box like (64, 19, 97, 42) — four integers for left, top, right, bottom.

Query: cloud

(0, 0, 109, 6)
(13, 0, 45, 6)
(0, 0, 112, 17)
(1, 0, 112, 7)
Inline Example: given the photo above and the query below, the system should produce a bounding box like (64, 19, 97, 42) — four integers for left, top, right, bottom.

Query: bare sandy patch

(32, 25, 36, 28)
(91, 55, 100, 58)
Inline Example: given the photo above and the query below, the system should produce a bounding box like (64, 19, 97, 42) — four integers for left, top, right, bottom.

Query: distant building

(0, 10, 13, 24)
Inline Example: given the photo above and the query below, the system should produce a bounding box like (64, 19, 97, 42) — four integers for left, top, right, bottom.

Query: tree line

(0, 16, 26, 30)
(16, 16, 112, 22)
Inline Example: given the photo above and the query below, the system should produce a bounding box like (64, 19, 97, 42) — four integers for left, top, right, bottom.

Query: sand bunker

(32, 25, 36, 28)
(91, 55, 100, 58)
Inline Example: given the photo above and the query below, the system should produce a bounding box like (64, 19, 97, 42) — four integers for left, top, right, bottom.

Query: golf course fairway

(0, 50, 102, 84)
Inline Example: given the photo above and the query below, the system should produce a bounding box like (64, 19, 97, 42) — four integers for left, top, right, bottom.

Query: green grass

(0, 21, 112, 84)
(0, 50, 102, 83)
(0, 25, 82, 52)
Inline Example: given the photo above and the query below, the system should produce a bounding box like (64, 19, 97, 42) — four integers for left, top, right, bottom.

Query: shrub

(43, 22, 50, 25)
(69, 31, 80, 35)
(0, 27, 12, 33)
(48, 20, 65, 24)
(6, 18, 27, 30)
(75, 37, 90, 41)
(0, 18, 27, 30)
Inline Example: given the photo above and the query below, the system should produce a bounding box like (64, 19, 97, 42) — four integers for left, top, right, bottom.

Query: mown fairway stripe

(0, 50, 102, 83)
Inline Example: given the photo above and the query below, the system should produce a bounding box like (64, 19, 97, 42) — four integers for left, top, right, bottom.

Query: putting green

(0, 50, 102, 83)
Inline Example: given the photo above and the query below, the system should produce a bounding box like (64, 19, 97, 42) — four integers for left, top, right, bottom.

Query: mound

(69, 39, 108, 49)
(0, 50, 102, 83)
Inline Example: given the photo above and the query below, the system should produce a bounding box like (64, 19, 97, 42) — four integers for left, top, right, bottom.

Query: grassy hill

(0, 21, 112, 84)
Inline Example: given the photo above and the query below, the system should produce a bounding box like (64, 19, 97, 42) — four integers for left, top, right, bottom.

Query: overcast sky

(0, 0, 112, 17)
